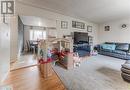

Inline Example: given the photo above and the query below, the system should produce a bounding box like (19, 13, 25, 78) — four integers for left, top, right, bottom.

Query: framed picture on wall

(61, 21, 68, 29)
(87, 26, 92, 32)
(105, 26, 110, 31)
(72, 21, 85, 29)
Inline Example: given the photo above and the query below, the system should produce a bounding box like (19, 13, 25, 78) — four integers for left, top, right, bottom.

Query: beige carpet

(53, 55, 130, 90)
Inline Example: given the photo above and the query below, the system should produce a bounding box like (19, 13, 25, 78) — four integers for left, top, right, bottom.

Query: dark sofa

(74, 44, 91, 57)
(97, 42, 130, 60)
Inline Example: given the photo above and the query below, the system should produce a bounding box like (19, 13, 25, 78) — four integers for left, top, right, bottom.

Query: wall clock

(121, 24, 127, 28)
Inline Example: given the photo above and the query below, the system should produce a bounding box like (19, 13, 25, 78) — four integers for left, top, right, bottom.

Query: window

(30, 30, 46, 40)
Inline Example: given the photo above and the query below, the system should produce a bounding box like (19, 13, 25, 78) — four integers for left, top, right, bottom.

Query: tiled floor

(11, 54, 38, 70)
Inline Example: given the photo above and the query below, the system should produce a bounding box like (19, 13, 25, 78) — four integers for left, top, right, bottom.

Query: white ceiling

(18, 0, 130, 23)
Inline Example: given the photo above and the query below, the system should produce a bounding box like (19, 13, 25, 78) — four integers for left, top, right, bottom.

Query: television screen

(74, 32, 88, 44)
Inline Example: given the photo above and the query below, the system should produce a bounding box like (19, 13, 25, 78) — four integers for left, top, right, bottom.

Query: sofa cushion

(77, 50, 90, 57)
(77, 44, 90, 51)
(105, 42, 116, 44)
(102, 49, 112, 52)
(116, 43, 129, 51)
(101, 44, 116, 50)
(113, 50, 126, 55)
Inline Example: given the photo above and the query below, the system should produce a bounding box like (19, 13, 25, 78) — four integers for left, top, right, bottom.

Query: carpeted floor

(53, 55, 130, 90)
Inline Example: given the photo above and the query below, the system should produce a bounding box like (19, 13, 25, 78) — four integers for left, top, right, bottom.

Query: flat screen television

(74, 32, 88, 44)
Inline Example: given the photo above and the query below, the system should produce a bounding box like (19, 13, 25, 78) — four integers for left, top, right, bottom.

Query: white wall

(20, 16, 57, 27)
(16, 1, 99, 46)
(10, 16, 18, 63)
(0, 18, 10, 83)
(99, 18, 130, 43)
(0, 16, 18, 83)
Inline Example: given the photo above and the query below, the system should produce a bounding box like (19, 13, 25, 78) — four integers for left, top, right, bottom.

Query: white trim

(0, 70, 10, 85)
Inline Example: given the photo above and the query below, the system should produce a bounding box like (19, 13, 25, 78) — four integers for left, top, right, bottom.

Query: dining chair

(29, 40, 36, 54)
(26, 40, 30, 52)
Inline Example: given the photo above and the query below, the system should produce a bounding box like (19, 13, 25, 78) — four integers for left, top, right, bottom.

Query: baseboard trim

(10, 57, 18, 64)
(11, 64, 38, 71)
(0, 70, 10, 85)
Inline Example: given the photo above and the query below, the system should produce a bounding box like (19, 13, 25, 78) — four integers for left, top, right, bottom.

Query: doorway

(11, 15, 57, 70)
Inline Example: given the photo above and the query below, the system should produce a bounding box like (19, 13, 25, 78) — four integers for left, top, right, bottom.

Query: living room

(0, 0, 130, 90)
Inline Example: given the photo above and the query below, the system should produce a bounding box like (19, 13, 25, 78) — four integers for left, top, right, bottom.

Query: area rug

(53, 55, 130, 90)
